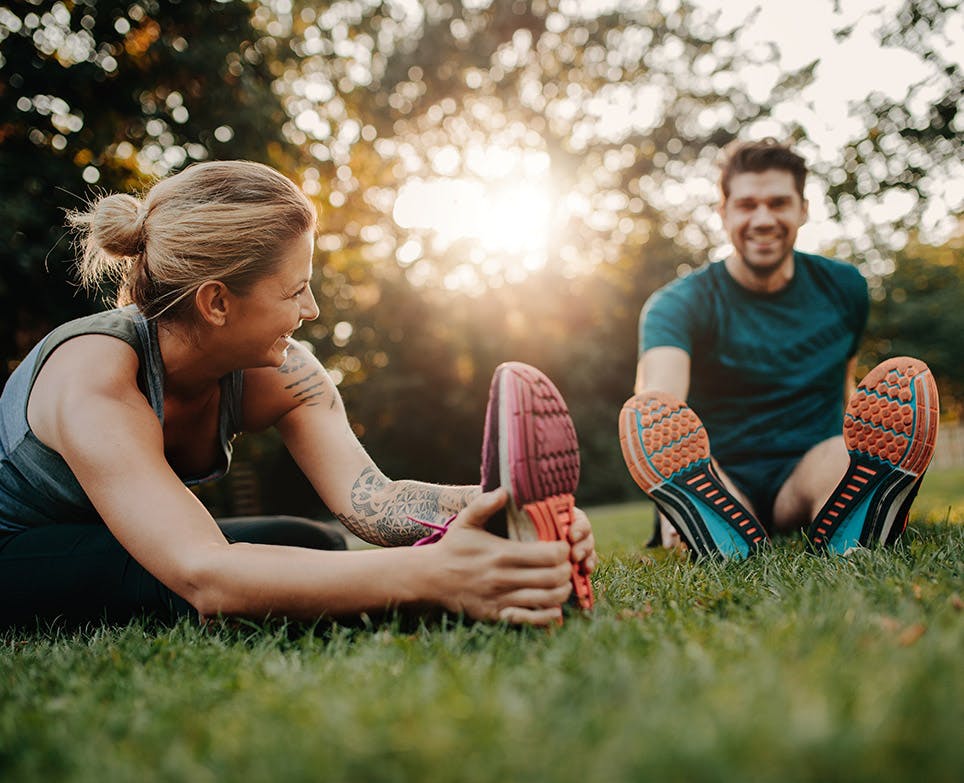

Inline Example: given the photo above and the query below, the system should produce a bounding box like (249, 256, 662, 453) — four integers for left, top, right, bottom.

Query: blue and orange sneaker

(619, 391, 767, 559)
(808, 357, 939, 554)
(481, 362, 594, 610)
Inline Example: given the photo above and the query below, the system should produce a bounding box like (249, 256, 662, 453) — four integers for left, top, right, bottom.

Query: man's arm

(844, 355, 858, 405)
(635, 280, 697, 400)
(635, 345, 692, 400)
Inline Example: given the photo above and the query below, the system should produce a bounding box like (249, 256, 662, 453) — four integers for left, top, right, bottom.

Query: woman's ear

(195, 280, 230, 326)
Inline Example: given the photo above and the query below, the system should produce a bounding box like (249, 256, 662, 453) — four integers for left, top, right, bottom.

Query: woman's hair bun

(88, 193, 146, 258)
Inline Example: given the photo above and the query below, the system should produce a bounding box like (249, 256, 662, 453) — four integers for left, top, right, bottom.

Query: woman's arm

(330, 466, 480, 546)
(244, 341, 481, 546)
(29, 336, 571, 624)
(247, 341, 597, 567)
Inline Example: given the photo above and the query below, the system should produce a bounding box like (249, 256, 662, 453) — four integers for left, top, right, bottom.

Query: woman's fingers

(495, 583, 572, 610)
(583, 551, 599, 573)
(446, 493, 594, 574)
(495, 539, 570, 568)
(497, 605, 564, 626)
(449, 487, 508, 530)
(435, 491, 596, 625)
(485, 560, 572, 591)
(569, 507, 597, 572)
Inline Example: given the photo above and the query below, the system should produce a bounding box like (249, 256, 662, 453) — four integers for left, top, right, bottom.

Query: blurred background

(1, 0, 961, 518)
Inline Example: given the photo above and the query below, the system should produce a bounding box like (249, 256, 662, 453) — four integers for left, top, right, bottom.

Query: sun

(392, 146, 556, 290)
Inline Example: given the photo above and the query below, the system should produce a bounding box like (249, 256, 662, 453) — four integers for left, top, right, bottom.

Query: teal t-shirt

(639, 251, 869, 468)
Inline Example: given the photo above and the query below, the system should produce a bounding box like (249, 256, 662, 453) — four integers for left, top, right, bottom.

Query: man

(618, 138, 939, 557)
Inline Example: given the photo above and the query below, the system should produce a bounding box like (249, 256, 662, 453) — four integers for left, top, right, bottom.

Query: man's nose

(749, 205, 776, 226)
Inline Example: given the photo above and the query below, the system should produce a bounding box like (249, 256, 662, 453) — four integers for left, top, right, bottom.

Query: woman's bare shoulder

(242, 340, 342, 431)
(28, 333, 146, 445)
(38, 332, 141, 393)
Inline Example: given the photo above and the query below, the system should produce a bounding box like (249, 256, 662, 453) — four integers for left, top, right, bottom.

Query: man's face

(719, 169, 808, 276)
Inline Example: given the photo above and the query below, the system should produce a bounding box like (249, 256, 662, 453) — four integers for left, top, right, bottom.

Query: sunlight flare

(392, 144, 557, 289)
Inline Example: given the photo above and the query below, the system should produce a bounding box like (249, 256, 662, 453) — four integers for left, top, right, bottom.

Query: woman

(0, 161, 596, 628)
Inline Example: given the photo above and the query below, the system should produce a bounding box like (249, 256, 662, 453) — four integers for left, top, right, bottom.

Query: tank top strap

(222, 368, 245, 440)
(130, 310, 166, 422)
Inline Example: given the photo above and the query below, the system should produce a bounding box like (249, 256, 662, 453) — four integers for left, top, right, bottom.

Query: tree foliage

(258, 0, 812, 505)
(861, 225, 964, 418)
(822, 0, 963, 249)
(1, 0, 960, 513)
(0, 0, 303, 383)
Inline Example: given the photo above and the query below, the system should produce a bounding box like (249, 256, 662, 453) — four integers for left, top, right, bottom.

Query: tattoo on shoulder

(278, 348, 308, 375)
(278, 351, 328, 407)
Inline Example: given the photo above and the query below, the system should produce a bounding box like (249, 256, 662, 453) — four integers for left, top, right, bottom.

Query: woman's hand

(431, 489, 572, 626)
(569, 507, 598, 575)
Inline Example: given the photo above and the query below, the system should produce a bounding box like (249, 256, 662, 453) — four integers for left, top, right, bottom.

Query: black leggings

(0, 517, 347, 628)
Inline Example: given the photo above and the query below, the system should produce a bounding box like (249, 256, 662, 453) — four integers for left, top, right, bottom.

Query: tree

(820, 0, 963, 418)
(822, 0, 963, 250)
(254, 0, 812, 504)
(0, 0, 304, 384)
(862, 225, 964, 418)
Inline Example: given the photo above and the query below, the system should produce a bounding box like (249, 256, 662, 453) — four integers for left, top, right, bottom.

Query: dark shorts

(0, 516, 347, 628)
(722, 455, 803, 530)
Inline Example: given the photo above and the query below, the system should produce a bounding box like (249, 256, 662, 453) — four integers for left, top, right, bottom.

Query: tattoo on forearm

(293, 380, 324, 396)
(335, 465, 481, 546)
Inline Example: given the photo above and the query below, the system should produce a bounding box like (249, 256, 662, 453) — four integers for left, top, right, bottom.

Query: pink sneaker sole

(482, 362, 593, 610)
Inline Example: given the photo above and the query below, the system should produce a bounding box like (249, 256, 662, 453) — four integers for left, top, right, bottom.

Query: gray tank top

(0, 306, 243, 532)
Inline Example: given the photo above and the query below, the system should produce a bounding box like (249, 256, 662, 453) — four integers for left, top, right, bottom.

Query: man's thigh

(771, 436, 850, 532)
(721, 456, 801, 531)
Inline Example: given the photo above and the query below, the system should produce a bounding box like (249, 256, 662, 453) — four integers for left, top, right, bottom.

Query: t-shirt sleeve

(638, 281, 696, 359)
(846, 266, 870, 357)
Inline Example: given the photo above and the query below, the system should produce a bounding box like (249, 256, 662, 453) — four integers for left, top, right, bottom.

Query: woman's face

(230, 230, 320, 368)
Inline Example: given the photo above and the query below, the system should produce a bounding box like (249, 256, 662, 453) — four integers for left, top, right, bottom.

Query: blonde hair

(68, 160, 317, 321)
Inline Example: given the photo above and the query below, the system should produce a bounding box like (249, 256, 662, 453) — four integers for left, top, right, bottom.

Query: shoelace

(409, 514, 457, 546)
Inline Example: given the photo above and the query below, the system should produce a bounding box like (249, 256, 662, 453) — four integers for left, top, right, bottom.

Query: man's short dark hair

(718, 138, 807, 201)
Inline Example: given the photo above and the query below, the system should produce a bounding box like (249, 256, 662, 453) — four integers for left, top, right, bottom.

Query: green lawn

(2, 469, 961, 783)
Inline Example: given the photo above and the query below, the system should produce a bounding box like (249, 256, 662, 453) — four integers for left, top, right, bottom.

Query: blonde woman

(0, 161, 596, 627)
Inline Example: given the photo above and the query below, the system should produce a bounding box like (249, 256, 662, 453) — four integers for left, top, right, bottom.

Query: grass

(1, 469, 961, 783)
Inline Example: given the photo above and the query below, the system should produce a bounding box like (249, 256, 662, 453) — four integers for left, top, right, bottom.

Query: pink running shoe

(808, 356, 939, 553)
(481, 362, 594, 611)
